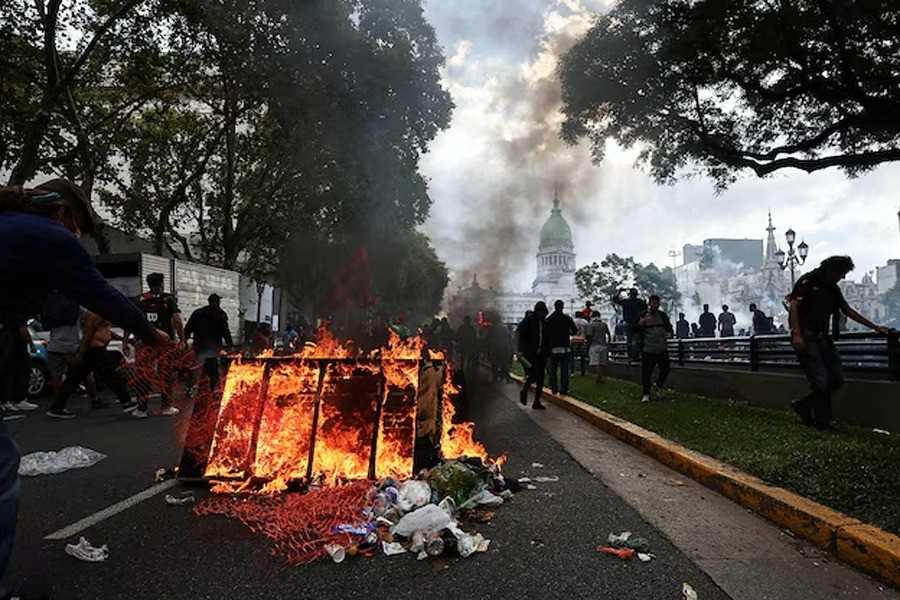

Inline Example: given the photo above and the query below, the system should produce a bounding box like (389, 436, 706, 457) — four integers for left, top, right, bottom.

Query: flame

(202, 325, 501, 492)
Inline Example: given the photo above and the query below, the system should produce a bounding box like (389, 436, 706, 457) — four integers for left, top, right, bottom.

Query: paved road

(0, 372, 887, 599)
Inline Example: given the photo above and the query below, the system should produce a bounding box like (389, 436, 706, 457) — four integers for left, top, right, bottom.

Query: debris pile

(195, 458, 510, 565)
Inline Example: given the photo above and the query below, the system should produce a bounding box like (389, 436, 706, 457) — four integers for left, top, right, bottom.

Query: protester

(184, 294, 234, 392)
(545, 299, 577, 395)
(577, 300, 594, 320)
(675, 312, 690, 339)
(0, 180, 167, 589)
(456, 316, 478, 373)
(690, 322, 700, 338)
(612, 288, 647, 364)
(786, 256, 893, 429)
(637, 295, 673, 402)
(585, 311, 611, 383)
(698, 304, 716, 337)
(718, 304, 736, 338)
(44, 291, 102, 407)
(516, 302, 549, 410)
(571, 310, 590, 376)
(47, 311, 138, 418)
(749, 303, 771, 334)
(134, 272, 184, 417)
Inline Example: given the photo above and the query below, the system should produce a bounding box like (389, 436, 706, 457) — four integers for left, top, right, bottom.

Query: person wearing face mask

(0, 180, 168, 588)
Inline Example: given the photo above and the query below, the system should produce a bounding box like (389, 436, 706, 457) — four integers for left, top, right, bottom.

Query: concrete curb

(510, 374, 900, 588)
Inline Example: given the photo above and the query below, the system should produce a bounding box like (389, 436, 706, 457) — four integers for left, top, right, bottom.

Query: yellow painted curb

(837, 524, 900, 585)
(509, 374, 898, 589)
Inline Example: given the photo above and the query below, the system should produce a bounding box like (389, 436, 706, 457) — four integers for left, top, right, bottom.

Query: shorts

(589, 345, 608, 367)
(49, 352, 78, 378)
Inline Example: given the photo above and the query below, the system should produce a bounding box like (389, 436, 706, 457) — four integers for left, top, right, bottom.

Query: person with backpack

(637, 295, 674, 402)
(0, 180, 167, 591)
(132, 272, 184, 417)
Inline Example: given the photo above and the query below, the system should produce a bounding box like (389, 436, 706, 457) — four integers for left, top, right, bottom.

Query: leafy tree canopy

(576, 253, 680, 313)
(559, 0, 900, 189)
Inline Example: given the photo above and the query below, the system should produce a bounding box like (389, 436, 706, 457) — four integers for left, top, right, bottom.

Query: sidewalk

(503, 380, 898, 599)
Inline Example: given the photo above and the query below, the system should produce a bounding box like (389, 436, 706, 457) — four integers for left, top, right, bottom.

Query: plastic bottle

(425, 532, 445, 556)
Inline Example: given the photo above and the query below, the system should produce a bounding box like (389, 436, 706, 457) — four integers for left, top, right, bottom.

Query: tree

(559, 0, 900, 189)
(576, 253, 680, 313)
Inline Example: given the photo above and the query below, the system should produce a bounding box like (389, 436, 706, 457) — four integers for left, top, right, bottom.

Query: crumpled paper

(19, 447, 106, 476)
(65, 537, 109, 562)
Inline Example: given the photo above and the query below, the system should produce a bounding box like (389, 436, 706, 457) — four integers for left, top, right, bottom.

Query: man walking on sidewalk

(516, 301, 549, 410)
(585, 311, 611, 383)
(786, 255, 894, 429)
(545, 300, 577, 395)
(638, 295, 673, 402)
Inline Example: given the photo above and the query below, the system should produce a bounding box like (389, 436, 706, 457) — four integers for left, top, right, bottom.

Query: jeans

(52, 347, 132, 411)
(625, 324, 642, 361)
(795, 334, 844, 425)
(522, 356, 547, 404)
(548, 354, 570, 394)
(641, 352, 670, 394)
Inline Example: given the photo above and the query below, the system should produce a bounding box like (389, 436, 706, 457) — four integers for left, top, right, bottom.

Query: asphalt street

(1, 376, 733, 600)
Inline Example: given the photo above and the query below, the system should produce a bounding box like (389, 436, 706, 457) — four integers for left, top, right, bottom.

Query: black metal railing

(608, 332, 900, 380)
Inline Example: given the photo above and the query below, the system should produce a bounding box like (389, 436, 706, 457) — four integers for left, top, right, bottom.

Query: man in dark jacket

(638, 295, 674, 402)
(698, 304, 717, 337)
(0, 180, 167, 589)
(612, 288, 647, 364)
(787, 256, 893, 429)
(185, 294, 234, 392)
(516, 301, 549, 410)
(545, 299, 577, 395)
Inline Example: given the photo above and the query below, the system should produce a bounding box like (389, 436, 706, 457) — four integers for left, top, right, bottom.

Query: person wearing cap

(0, 180, 168, 585)
(515, 301, 550, 410)
(185, 294, 234, 392)
(132, 272, 185, 417)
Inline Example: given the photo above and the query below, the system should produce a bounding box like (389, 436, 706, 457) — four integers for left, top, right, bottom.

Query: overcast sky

(419, 0, 900, 294)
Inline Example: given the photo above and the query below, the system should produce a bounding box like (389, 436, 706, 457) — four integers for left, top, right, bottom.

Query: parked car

(27, 326, 50, 398)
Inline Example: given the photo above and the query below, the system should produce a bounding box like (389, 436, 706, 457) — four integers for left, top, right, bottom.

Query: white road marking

(44, 479, 178, 541)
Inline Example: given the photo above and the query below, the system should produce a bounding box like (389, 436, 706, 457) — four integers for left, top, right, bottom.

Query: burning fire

(199, 326, 498, 493)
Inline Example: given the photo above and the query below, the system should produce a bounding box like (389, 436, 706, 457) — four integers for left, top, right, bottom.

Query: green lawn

(510, 364, 900, 535)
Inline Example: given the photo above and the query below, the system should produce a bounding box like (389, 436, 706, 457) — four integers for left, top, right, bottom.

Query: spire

(553, 183, 560, 211)
(765, 209, 779, 261)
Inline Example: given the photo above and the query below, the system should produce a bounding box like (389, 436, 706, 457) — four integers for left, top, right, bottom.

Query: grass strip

(511, 364, 900, 535)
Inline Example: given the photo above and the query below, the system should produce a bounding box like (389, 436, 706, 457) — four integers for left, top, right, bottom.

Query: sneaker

(46, 408, 75, 419)
(120, 401, 139, 414)
(532, 402, 547, 410)
(132, 409, 149, 419)
(1, 403, 15, 411)
(159, 406, 180, 416)
(519, 389, 527, 406)
(12, 400, 38, 411)
(641, 394, 651, 403)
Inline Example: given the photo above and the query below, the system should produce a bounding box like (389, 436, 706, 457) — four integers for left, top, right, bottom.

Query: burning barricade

(177, 327, 509, 565)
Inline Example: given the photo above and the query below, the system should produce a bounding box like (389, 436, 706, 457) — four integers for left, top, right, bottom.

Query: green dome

(539, 200, 573, 250)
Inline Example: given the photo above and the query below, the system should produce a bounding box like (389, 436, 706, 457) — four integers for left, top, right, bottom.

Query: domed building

(532, 196, 578, 301)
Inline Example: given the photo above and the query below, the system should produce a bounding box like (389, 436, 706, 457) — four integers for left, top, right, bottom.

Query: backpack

(39, 289, 80, 329)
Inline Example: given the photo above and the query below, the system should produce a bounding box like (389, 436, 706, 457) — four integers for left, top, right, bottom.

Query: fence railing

(608, 332, 900, 380)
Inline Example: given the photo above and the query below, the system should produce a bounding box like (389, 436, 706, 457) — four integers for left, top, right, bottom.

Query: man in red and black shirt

(133, 272, 185, 417)
(787, 256, 892, 429)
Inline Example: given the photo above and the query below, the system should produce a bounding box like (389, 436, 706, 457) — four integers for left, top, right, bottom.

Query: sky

(418, 0, 900, 294)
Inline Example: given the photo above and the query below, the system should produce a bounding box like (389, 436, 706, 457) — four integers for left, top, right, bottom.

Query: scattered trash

(165, 493, 195, 506)
(425, 532, 445, 556)
(409, 531, 427, 553)
(19, 447, 106, 476)
(382, 542, 406, 556)
(416, 550, 428, 561)
(458, 489, 504, 510)
(2, 415, 26, 421)
(533, 476, 559, 483)
(637, 553, 654, 562)
(518, 477, 532, 483)
(873, 428, 891, 436)
(396, 480, 431, 512)
(531, 462, 544, 468)
(391, 504, 452, 537)
(324, 543, 346, 563)
(526, 484, 538, 490)
(682, 582, 698, 599)
(154, 467, 177, 482)
(426, 461, 485, 506)
(598, 546, 635, 560)
(666, 479, 686, 486)
(606, 531, 651, 553)
(65, 537, 108, 562)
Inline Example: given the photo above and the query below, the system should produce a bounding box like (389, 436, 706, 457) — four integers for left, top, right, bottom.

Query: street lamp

(776, 228, 809, 286)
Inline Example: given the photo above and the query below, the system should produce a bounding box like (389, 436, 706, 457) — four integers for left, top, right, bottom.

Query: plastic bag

(65, 537, 109, 562)
(426, 461, 485, 506)
(396, 480, 431, 512)
(19, 447, 107, 476)
(458, 489, 504, 510)
(391, 504, 453, 537)
(382, 542, 407, 556)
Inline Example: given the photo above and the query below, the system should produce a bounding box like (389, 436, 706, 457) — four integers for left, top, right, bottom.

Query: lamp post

(774, 228, 809, 286)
